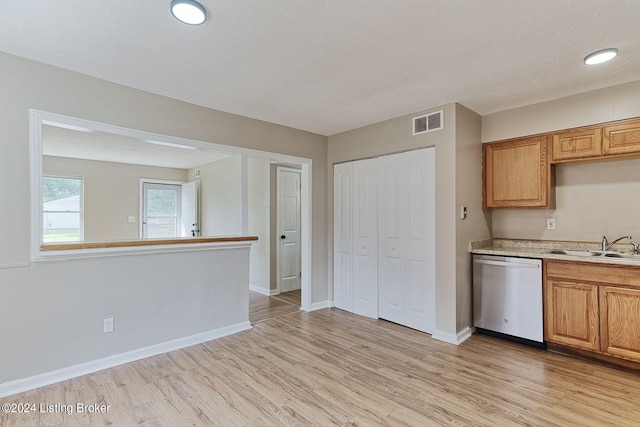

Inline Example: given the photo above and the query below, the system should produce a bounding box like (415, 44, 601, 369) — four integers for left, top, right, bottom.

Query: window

(42, 176, 84, 242)
(141, 182, 182, 238)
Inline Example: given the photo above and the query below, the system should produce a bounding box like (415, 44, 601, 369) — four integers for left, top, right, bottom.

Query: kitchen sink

(547, 250, 601, 257)
(603, 252, 640, 259)
(547, 249, 640, 259)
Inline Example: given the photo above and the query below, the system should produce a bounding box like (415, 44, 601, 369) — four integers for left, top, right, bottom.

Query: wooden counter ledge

(41, 236, 258, 251)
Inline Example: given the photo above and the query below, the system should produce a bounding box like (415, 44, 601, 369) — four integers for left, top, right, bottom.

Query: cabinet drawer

(545, 260, 640, 288)
(604, 120, 640, 155)
(552, 128, 602, 161)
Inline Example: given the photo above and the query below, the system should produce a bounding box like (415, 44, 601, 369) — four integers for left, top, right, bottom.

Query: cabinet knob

(280, 235, 286, 240)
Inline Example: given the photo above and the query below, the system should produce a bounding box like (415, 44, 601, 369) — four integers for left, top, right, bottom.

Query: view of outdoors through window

(143, 183, 181, 238)
(43, 176, 83, 242)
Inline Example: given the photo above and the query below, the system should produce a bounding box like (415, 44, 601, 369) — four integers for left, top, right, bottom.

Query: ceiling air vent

(412, 110, 444, 136)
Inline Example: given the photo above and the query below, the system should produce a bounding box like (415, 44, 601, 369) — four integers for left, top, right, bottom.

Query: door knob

(281, 235, 286, 240)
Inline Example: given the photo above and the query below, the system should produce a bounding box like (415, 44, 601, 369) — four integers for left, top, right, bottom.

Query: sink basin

(547, 250, 601, 257)
(603, 252, 640, 259)
(547, 250, 640, 259)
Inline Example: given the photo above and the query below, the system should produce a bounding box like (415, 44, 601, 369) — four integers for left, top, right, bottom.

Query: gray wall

(454, 104, 492, 331)
(483, 80, 640, 243)
(328, 103, 490, 338)
(0, 50, 327, 274)
(0, 51, 326, 385)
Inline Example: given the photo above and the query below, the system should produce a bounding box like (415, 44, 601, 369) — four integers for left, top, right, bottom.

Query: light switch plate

(127, 216, 136, 223)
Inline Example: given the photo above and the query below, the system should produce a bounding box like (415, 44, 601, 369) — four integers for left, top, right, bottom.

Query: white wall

(189, 156, 242, 236)
(328, 103, 490, 339)
(483, 79, 640, 242)
(45, 156, 187, 241)
(248, 157, 271, 293)
(0, 51, 327, 386)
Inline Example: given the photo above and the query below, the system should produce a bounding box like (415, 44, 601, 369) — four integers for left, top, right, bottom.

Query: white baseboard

(249, 284, 277, 296)
(307, 300, 331, 311)
(432, 326, 473, 345)
(0, 321, 252, 399)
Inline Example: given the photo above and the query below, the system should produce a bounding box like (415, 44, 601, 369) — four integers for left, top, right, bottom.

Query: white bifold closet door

(333, 158, 379, 319)
(378, 148, 435, 334)
(333, 147, 435, 332)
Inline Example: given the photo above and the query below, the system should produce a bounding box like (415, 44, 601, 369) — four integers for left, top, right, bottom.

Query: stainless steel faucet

(601, 235, 632, 251)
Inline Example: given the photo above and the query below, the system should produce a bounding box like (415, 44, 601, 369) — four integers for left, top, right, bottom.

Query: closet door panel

(352, 159, 378, 318)
(404, 149, 436, 333)
(333, 162, 354, 312)
(378, 155, 408, 325)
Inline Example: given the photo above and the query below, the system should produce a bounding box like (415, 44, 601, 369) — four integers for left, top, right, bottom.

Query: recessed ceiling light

(170, 0, 207, 25)
(584, 48, 618, 65)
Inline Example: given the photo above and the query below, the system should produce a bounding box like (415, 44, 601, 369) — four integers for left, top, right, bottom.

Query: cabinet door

(545, 279, 600, 351)
(603, 119, 640, 155)
(551, 128, 602, 161)
(483, 136, 553, 208)
(600, 286, 640, 362)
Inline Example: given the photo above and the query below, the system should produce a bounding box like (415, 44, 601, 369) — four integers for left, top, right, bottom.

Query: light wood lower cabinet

(544, 260, 640, 364)
(600, 286, 640, 361)
(545, 279, 599, 351)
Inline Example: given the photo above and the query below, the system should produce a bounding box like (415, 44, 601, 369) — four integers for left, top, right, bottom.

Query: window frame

(42, 175, 85, 243)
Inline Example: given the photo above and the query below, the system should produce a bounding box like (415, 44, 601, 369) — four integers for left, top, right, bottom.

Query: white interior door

(181, 181, 199, 237)
(277, 168, 301, 293)
(378, 148, 435, 333)
(352, 159, 378, 318)
(333, 162, 354, 312)
(404, 148, 435, 333)
(378, 154, 407, 324)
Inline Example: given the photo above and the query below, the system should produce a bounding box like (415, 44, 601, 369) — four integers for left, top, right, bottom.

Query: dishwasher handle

(474, 259, 540, 269)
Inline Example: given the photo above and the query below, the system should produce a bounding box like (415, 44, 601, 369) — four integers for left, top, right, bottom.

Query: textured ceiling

(2, 1, 640, 136)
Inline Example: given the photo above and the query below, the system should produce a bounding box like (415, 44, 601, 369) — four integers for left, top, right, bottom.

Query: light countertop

(470, 238, 640, 266)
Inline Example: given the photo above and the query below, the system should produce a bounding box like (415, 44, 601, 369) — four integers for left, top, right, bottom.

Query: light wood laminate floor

(249, 290, 301, 324)
(2, 308, 640, 426)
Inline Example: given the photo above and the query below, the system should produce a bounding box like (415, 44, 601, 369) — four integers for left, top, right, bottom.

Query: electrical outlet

(103, 317, 114, 334)
(546, 218, 556, 230)
(127, 216, 136, 223)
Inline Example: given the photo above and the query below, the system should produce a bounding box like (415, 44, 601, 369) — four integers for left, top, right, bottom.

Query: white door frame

(139, 178, 186, 239)
(276, 167, 302, 295)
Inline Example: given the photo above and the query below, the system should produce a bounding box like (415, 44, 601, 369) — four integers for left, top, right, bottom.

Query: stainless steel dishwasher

(472, 254, 544, 346)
